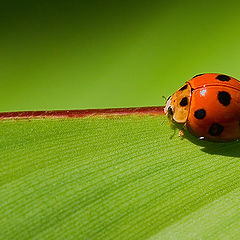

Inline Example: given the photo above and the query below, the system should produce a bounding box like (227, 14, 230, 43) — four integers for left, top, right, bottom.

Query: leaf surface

(1, 113, 240, 239)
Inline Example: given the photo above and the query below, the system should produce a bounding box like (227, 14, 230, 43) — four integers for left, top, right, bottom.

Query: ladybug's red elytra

(164, 73, 240, 142)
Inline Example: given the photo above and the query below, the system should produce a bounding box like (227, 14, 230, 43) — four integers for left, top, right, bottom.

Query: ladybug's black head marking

(168, 106, 173, 116)
(180, 97, 188, 106)
(218, 91, 231, 106)
(194, 109, 206, 119)
(216, 75, 231, 81)
(208, 123, 224, 136)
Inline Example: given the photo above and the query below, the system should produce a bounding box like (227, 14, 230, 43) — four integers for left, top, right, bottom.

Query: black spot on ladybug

(194, 109, 206, 119)
(180, 97, 188, 106)
(168, 106, 173, 116)
(193, 74, 204, 78)
(191, 88, 195, 93)
(216, 75, 231, 81)
(179, 85, 187, 91)
(208, 123, 224, 136)
(218, 91, 231, 106)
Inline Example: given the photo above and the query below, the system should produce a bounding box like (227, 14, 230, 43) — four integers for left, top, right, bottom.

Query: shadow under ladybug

(169, 122, 240, 157)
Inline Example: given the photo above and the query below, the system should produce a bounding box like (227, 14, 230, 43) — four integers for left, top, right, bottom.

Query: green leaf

(1, 113, 240, 239)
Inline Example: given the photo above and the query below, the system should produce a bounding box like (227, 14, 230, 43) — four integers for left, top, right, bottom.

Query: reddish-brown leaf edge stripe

(0, 106, 165, 120)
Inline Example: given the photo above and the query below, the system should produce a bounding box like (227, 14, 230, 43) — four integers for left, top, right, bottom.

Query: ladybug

(164, 73, 240, 142)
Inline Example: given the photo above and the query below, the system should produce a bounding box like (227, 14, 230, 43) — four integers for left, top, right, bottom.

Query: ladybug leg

(167, 120, 177, 139)
(178, 123, 187, 139)
(169, 127, 176, 139)
(178, 129, 184, 139)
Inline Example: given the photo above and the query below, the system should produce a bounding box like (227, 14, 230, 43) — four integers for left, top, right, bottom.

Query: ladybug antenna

(160, 116, 168, 126)
(162, 96, 167, 101)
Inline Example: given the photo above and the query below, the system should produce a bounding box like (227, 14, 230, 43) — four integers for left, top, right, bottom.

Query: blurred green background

(1, 0, 240, 112)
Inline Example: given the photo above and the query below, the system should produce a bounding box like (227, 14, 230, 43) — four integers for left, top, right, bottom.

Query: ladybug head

(164, 83, 191, 124)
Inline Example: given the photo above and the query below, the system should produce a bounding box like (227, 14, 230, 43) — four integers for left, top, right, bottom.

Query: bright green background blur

(1, 1, 240, 112)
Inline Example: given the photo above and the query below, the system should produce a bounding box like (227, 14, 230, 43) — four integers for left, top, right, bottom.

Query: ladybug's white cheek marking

(164, 98, 172, 115)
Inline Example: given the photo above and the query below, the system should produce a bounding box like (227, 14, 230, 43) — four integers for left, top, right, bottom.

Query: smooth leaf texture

(1, 115, 240, 239)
